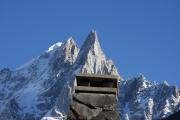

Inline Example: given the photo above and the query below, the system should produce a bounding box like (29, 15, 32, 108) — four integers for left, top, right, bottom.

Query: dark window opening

(77, 80, 89, 86)
(90, 80, 103, 87)
(76, 78, 117, 88)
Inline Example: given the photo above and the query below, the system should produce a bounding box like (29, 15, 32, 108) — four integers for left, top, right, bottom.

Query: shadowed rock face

(68, 93, 119, 120)
(160, 110, 180, 120)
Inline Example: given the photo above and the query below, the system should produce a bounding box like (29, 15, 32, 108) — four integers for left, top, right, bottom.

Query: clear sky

(0, 0, 179, 86)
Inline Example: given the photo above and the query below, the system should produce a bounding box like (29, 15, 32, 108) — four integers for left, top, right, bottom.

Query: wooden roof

(76, 73, 120, 80)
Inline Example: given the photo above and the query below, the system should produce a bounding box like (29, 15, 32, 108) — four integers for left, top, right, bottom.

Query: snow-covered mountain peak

(43, 31, 120, 118)
(47, 42, 63, 52)
(74, 30, 119, 75)
(136, 74, 152, 89)
(163, 80, 169, 86)
(0, 31, 179, 120)
(62, 37, 77, 50)
(120, 75, 180, 120)
(80, 30, 103, 55)
(60, 37, 79, 64)
(66, 36, 75, 43)
(138, 73, 146, 80)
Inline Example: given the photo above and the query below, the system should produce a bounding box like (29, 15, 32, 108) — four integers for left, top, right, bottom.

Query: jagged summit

(77, 30, 103, 57)
(119, 76, 180, 120)
(66, 36, 76, 44)
(60, 37, 79, 64)
(0, 31, 179, 120)
(47, 42, 62, 52)
(80, 30, 101, 52)
(46, 36, 76, 54)
(163, 80, 169, 86)
(75, 30, 119, 75)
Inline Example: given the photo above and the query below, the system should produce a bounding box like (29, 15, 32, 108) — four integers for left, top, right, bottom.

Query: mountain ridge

(0, 31, 179, 120)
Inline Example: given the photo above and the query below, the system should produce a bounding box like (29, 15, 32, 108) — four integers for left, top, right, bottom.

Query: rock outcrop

(68, 93, 119, 120)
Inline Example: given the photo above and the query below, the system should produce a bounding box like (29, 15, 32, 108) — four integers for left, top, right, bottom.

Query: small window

(77, 80, 89, 86)
(90, 80, 103, 87)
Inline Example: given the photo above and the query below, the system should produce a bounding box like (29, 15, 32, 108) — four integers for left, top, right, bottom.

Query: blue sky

(0, 0, 179, 86)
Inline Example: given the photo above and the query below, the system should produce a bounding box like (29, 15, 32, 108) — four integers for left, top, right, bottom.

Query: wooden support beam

(75, 86, 117, 95)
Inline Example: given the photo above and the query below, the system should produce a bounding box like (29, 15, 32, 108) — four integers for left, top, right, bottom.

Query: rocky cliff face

(119, 75, 180, 120)
(0, 31, 179, 120)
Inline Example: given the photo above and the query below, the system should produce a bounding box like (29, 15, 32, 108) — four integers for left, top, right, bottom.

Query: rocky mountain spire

(59, 37, 79, 64)
(44, 30, 120, 118)
(77, 30, 104, 62)
(0, 31, 178, 120)
(80, 30, 103, 55)
(76, 30, 119, 75)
